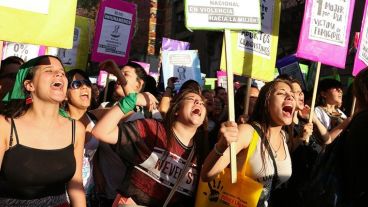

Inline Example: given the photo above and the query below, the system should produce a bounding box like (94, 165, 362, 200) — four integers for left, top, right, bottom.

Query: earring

(25, 95, 32, 105)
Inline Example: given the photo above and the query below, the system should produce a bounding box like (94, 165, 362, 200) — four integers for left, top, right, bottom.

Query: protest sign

(162, 37, 190, 51)
(276, 55, 307, 90)
(185, 0, 261, 31)
(2, 42, 45, 61)
(133, 61, 150, 74)
(91, 0, 136, 65)
(353, 2, 368, 76)
(161, 50, 202, 90)
(220, 0, 281, 82)
(57, 16, 94, 71)
(0, 0, 77, 48)
(296, 0, 355, 68)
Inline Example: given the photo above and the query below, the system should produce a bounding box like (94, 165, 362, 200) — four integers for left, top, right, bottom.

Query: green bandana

(2, 55, 69, 118)
(2, 56, 42, 102)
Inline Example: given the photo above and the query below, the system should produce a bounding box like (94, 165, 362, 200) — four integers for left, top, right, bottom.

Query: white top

(247, 131, 292, 207)
(314, 106, 347, 130)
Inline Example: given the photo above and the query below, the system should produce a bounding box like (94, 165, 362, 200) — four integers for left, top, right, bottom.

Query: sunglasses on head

(69, 79, 92, 89)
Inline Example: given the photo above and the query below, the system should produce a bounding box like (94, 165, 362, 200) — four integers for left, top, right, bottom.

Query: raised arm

(92, 92, 158, 144)
(67, 120, 86, 207)
(201, 122, 253, 182)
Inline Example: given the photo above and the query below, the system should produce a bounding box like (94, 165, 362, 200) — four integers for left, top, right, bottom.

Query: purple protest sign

(296, 0, 355, 68)
(161, 37, 190, 51)
(353, 2, 368, 76)
(132, 61, 150, 74)
(91, 0, 136, 66)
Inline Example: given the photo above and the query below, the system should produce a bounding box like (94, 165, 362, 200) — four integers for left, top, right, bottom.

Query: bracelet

(118, 93, 138, 114)
(214, 143, 224, 156)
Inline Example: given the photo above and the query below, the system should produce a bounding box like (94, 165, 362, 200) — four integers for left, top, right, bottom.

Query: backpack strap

(240, 129, 260, 175)
(163, 144, 195, 207)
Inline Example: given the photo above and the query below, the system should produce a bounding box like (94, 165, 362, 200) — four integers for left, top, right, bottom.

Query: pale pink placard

(296, 0, 355, 69)
(91, 0, 136, 66)
(353, 2, 368, 76)
(132, 61, 150, 74)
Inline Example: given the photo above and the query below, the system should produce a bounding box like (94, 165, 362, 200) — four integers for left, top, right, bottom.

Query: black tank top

(0, 118, 76, 199)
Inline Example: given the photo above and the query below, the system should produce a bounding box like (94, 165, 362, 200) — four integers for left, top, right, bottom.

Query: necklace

(269, 133, 283, 158)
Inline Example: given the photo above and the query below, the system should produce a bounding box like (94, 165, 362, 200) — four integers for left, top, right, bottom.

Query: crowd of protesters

(0, 55, 366, 207)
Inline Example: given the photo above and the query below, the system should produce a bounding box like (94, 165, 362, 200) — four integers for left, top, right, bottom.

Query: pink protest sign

(353, 3, 368, 76)
(296, 0, 355, 68)
(91, 0, 136, 66)
(132, 61, 150, 74)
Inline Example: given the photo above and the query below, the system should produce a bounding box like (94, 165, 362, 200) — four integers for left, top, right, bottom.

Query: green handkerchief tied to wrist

(118, 93, 138, 114)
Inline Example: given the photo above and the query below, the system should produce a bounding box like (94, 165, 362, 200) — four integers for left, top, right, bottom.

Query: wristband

(118, 93, 138, 114)
(214, 143, 224, 156)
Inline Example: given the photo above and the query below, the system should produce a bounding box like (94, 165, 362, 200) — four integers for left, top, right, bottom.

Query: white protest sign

(185, 0, 261, 31)
(0, 0, 49, 14)
(96, 7, 132, 57)
(58, 27, 81, 67)
(2, 42, 41, 62)
(308, 0, 350, 46)
(359, 10, 368, 65)
(237, 0, 275, 59)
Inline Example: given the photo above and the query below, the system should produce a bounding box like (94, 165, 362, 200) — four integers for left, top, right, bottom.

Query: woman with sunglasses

(0, 55, 86, 206)
(92, 86, 209, 206)
(64, 69, 98, 206)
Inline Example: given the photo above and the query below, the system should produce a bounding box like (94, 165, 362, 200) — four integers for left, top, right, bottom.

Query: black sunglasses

(69, 79, 92, 89)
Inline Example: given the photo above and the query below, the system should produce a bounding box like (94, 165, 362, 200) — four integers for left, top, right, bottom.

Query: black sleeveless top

(0, 119, 76, 199)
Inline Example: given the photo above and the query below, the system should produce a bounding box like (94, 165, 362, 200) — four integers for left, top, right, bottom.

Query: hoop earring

(25, 94, 33, 105)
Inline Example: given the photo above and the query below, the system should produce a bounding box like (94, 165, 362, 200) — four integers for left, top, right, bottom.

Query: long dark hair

(249, 79, 292, 173)
(353, 68, 368, 110)
(3, 55, 64, 119)
(163, 88, 209, 176)
(64, 69, 91, 111)
(124, 61, 147, 91)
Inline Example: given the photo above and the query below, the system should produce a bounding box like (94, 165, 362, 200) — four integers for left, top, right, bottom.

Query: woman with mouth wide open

(0, 55, 86, 206)
(92, 77, 209, 206)
(201, 79, 296, 207)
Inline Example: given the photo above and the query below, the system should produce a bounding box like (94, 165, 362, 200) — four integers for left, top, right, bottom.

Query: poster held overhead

(353, 1, 368, 76)
(296, 0, 355, 68)
(161, 50, 202, 91)
(220, 0, 281, 82)
(91, 0, 136, 66)
(185, 0, 261, 31)
(0, 0, 77, 49)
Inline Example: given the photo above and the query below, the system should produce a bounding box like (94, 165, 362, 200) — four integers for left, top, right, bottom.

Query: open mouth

(80, 92, 90, 99)
(51, 81, 64, 89)
(282, 105, 293, 117)
(192, 108, 202, 116)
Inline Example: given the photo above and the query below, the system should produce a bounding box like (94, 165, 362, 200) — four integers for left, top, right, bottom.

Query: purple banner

(161, 37, 190, 51)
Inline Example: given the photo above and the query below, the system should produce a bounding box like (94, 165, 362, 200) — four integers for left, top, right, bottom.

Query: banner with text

(2, 42, 45, 61)
(57, 16, 94, 71)
(296, 0, 355, 68)
(353, 2, 368, 76)
(162, 50, 202, 90)
(184, 0, 261, 31)
(219, 0, 281, 81)
(0, 0, 77, 49)
(91, 0, 136, 66)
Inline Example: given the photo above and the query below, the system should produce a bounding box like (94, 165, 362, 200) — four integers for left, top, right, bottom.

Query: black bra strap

(10, 118, 20, 146)
(71, 119, 75, 144)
